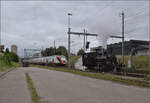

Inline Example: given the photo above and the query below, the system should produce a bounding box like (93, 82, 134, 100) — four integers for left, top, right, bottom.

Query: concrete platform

(0, 67, 150, 103)
(0, 69, 31, 103)
(22, 67, 150, 103)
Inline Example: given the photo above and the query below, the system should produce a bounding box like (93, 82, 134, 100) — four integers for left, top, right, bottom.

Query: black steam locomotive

(82, 48, 121, 72)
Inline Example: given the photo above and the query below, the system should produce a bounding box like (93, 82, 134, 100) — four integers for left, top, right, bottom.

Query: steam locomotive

(82, 48, 121, 72)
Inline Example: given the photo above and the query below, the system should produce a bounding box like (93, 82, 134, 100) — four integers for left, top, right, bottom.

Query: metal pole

(85, 30, 87, 43)
(0, 32, 1, 45)
(54, 40, 56, 54)
(83, 29, 86, 51)
(0, 24, 2, 45)
(131, 53, 133, 69)
(68, 27, 71, 68)
(24, 49, 26, 58)
(85, 30, 87, 50)
(0, 1, 2, 45)
(68, 13, 72, 68)
(122, 11, 125, 65)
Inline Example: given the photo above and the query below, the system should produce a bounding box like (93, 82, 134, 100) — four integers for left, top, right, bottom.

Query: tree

(1, 48, 19, 66)
(9, 52, 19, 62)
(41, 46, 68, 58)
(5, 48, 10, 54)
(2, 48, 11, 65)
(3, 53, 11, 65)
(77, 48, 85, 56)
(56, 46, 68, 58)
(41, 47, 55, 56)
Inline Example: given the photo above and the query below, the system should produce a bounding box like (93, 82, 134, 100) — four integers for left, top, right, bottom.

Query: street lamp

(68, 13, 72, 28)
(68, 13, 72, 68)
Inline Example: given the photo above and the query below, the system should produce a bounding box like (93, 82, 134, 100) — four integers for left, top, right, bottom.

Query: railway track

(115, 69, 150, 78)
(76, 67, 149, 80)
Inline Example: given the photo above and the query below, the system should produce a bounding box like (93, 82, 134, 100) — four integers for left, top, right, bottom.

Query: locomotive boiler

(82, 48, 121, 72)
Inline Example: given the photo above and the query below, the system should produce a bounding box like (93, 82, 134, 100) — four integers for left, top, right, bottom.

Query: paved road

(0, 67, 150, 103)
(0, 69, 31, 103)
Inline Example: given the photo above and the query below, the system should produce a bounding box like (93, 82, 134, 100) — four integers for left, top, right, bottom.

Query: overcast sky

(0, 0, 149, 57)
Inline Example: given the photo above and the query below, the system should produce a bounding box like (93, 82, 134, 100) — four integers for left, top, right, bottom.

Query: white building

(11, 45, 17, 54)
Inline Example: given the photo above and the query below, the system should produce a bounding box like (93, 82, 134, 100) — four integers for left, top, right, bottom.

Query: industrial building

(107, 40, 150, 55)
(90, 40, 150, 56)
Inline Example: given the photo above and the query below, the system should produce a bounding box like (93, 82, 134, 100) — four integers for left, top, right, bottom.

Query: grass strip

(117, 55, 150, 71)
(70, 55, 81, 68)
(25, 72, 41, 103)
(0, 62, 21, 78)
(32, 65, 150, 88)
(0, 62, 21, 72)
(0, 68, 16, 78)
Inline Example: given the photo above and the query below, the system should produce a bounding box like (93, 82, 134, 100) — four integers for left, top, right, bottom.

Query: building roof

(108, 39, 150, 46)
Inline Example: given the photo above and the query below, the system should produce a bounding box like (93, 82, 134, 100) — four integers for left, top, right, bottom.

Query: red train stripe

(57, 56, 63, 64)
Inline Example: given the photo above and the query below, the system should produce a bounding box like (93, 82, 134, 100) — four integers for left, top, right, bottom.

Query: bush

(0, 52, 20, 71)
(70, 55, 81, 68)
(2, 53, 11, 65)
(77, 48, 84, 56)
(9, 52, 19, 62)
(2, 52, 19, 64)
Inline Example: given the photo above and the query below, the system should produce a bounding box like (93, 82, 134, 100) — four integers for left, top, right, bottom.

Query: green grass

(0, 61, 21, 72)
(25, 72, 41, 103)
(117, 55, 150, 71)
(0, 54, 21, 72)
(31, 65, 150, 88)
(70, 55, 81, 68)
(0, 53, 3, 57)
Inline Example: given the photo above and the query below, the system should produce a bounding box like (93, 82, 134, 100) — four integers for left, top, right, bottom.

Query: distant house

(107, 40, 150, 55)
(0, 45, 4, 53)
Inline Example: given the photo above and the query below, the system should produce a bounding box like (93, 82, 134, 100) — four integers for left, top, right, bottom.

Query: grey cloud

(1, 1, 149, 56)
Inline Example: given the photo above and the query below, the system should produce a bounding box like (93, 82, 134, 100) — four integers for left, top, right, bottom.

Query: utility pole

(69, 31, 97, 53)
(85, 30, 87, 44)
(68, 13, 72, 68)
(121, 11, 125, 65)
(24, 49, 26, 58)
(85, 30, 88, 50)
(83, 29, 86, 51)
(54, 40, 56, 54)
(0, 1, 2, 45)
(0, 32, 1, 45)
